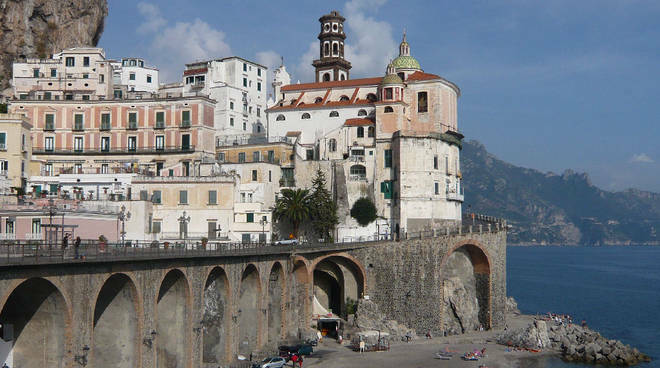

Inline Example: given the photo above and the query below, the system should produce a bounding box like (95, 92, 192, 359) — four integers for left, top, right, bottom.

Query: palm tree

(273, 188, 311, 239)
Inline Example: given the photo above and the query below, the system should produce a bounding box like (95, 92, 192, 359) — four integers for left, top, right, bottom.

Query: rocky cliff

(0, 0, 108, 93)
(462, 140, 660, 245)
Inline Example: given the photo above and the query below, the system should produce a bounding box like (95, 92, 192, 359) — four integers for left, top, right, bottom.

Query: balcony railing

(127, 122, 138, 130)
(99, 122, 111, 131)
(180, 121, 191, 128)
(155, 121, 165, 129)
(44, 123, 55, 131)
(446, 191, 464, 202)
(33, 145, 196, 155)
(0, 233, 16, 240)
(73, 123, 84, 131)
(349, 174, 367, 181)
(0, 143, 6, 150)
(25, 233, 43, 240)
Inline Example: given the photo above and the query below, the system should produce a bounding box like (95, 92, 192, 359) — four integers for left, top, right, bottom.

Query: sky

(99, 0, 660, 192)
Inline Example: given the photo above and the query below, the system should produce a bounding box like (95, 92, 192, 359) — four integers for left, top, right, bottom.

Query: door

(181, 134, 190, 150)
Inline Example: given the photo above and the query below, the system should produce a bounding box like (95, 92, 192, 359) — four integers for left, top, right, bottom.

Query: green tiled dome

(391, 55, 421, 70)
(381, 73, 403, 85)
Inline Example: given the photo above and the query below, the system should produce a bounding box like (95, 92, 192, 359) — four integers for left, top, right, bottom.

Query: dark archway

(156, 269, 190, 368)
(441, 244, 491, 334)
(312, 255, 365, 319)
(0, 278, 69, 367)
(267, 262, 285, 347)
(238, 264, 261, 355)
(92, 274, 139, 368)
(202, 267, 230, 364)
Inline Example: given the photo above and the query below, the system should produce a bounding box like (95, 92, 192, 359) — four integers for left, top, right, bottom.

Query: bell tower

(312, 11, 352, 82)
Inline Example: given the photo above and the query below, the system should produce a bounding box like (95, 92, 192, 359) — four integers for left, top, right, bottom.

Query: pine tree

(309, 167, 338, 242)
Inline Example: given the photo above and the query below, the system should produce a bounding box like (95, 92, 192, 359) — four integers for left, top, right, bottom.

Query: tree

(350, 197, 377, 226)
(309, 167, 338, 242)
(273, 188, 311, 238)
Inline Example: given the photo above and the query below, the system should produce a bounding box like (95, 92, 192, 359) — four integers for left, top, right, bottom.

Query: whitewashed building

(112, 58, 159, 95)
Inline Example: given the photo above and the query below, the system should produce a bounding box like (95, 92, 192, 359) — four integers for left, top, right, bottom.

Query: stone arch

(155, 268, 192, 368)
(0, 277, 72, 368)
(310, 253, 367, 318)
(237, 264, 262, 355)
(267, 262, 286, 347)
(91, 273, 141, 368)
(440, 240, 492, 334)
(202, 266, 232, 365)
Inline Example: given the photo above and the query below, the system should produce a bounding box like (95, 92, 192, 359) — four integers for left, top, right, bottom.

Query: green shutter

(129, 113, 137, 123)
(156, 112, 164, 123)
(45, 114, 54, 124)
(182, 110, 190, 122)
(75, 114, 83, 124)
(247, 213, 254, 223)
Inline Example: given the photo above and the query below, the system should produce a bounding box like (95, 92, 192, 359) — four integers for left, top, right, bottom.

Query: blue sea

(507, 246, 660, 368)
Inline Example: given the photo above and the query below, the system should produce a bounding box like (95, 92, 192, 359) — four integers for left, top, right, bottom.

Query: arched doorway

(267, 262, 285, 347)
(202, 267, 230, 364)
(238, 265, 261, 355)
(92, 274, 139, 368)
(156, 269, 190, 368)
(312, 255, 365, 319)
(441, 244, 491, 334)
(0, 278, 69, 368)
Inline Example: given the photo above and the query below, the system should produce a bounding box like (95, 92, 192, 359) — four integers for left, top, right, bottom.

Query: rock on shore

(497, 318, 651, 366)
(353, 299, 416, 343)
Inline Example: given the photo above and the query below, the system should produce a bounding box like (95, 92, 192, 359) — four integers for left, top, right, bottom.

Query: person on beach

(359, 340, 365, 354)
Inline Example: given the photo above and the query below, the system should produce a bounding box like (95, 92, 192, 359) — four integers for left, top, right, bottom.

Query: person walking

(62, 234, 69, 250)
(297, 354, 303, 368)
(74, 236, 81, 259)
(290, 353, 298, 367)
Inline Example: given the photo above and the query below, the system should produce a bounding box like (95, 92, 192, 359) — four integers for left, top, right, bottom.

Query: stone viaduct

(0, 229, 505, 368)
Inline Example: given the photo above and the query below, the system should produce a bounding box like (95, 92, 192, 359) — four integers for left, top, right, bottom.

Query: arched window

(301, 113, 311, 119)
(340, 74, 346, 81)
(329, 138, 337, 152)
(366, 93, 377, 102)
(333, 43, 338, 55)
(324, 42, 330, 56)
(368, 126, 375, 137)
(276, 114, 285, 121)
(323, 73, 331, 82)
(314, 97, 323, 104)
(357, 127, 364, 138)
(329, 111, 339, 117)
(357, 109, 367, 117)
(350, 165, 366, 176)
(339, 95, 350, 101)
(384, 106, 394, 113)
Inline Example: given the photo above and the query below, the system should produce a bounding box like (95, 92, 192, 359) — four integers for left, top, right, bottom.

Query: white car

(253, 356, 286, 368)
(274, 239, 299, 246)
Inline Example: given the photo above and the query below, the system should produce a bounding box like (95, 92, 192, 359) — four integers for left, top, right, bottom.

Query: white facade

(116, 58, 159, 94)
(182, 57, 268, 140)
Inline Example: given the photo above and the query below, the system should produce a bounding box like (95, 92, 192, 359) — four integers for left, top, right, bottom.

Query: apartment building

(0, 114, 32, 194)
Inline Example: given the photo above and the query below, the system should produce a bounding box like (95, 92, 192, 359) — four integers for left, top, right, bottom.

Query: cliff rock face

(0, 0, 108, 92)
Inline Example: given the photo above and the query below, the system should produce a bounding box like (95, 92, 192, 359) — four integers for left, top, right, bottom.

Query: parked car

(252, 356, 286, 368)
(274, 239, 298, 246)
(279, 343, 314, 358)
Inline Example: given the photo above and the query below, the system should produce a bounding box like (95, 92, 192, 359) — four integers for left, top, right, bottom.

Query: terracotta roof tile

(281, 77, 382, 91)
(344, 118, 374, 126)
(406, 71, 441, 81)
(183, 68, 207, 76)
(285, 131, 301, 137)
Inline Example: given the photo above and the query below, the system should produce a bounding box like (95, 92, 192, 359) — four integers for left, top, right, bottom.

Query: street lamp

(118, 205, 131, 246)
(43, 199, 57, 249)
(178, 211, 191, 239)
(259, 216, 269, 244)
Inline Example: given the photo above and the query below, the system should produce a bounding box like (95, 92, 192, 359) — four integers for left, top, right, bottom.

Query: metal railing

(33, 145, 196, 155)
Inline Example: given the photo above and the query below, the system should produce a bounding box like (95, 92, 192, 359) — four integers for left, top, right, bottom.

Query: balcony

(44, 123, 55, 131)
(349, 174, 367, 181)
(73, 123, 84, 131)
(446, 191, 464, 202)
(279, 178, 295, 187)
(25, 233, 43, 240)
(0, 143, 5, 150)
(155, 121, 165, 129)
(32, 145, 196, 155)
(127, 122, 138, 130)
(180, 121, 191, 129)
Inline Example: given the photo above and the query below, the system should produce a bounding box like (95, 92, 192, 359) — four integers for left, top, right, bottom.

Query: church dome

(391, 55, 421, 70)
(381, 73, 403, 85)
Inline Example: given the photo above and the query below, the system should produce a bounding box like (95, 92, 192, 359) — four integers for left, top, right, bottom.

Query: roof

(344, 118, 374, 126)
(392, 55, 421, 70)
(381, 74, 403, 85)
(407, 71, 441, 81)
(183, 68, 208, 76)
(281, 77, 382, 92)
(285, 131, 301, 137)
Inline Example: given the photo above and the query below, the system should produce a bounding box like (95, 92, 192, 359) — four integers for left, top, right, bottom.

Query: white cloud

(293, 42, 318, 83)
(630, 153, 654, 163)
(136, 2, 232, 82)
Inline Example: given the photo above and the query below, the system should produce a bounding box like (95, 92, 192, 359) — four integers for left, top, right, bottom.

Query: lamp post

(178, 211, 191, 239)
(43, 199, 58, 249)
(259, 216, 269, 244)
(118, 205, 131, 246)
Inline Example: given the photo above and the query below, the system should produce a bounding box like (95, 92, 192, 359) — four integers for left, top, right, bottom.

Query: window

(380, 181, 393, 199)
(329, 138, 337, 152)
(257, 82, 261, 91)
(230, 101, 234, 110)
(207, 221, 217, 239)
(230, 117, 234, 126)
(179, 190, 188, 204)
(0, 160, 7, 172)
(243, 63, 247, 72)
(155, 111, 165, 128)
(101, 164, 108, 174)
(45, 114, 55, 130)
(101, 136, 110, 152)
(418, 91, 428, 113)
(246, 213, 254, 223)
(368, 126, 375, 137)
(350, 165, 366, 176)
(301, 113, 311, 119)
(434, 155, 438, 169)
(99, 74, 105, 83)
(128, 136, 137, 151)
(253, 151, 260, 162)
(50, 68, 57, 77)
(435, 182, 440, 195)
(128, 112, 138, 129)
(257, 68, 261, 76)
(155, 135, 164, 150)
(329, 111, 339, 117)
(147, 75, 152, 83)
(276, 114, 285, 121)
(339, 95, 350, 101)
(152, 221, 161, 234)
(385, 88, 393, 100)
(243, 78, 247, 87)
(181, 110, 191, 127)
(267, 150, 274, 163)
(129, 73, 136, 81)
(242, 121, 246, 131)
(384, 149, 392, 168)
(114, 90, 122, 99)
(306, 149, 314, 160)
(217, 152, 225, 162)
(65, 57, 75, 67)
(45, 137, 54, 151)
(152, 190, 162, 204)
(257, 107, 261, 117)
(384, 106, 394, 113)
(357, 127, 364, 138)
(33, 69, 40, 78)
(0, 132, 5, 150)
(238, 152, 246, 163)
(74, 137, 84, 152)
(82, 95, 90, 101)
(269, 170, 272, 182)
(208, 190, 217, 205)
(181, 134, 190, 151)
(252, 169, 258, 181)
(83, 57, 90, 67)
(357, 109, 367, 117)
(82, 74, 89, 79)
(100, 113, 111, 130)
(74, 114, 84, 131)
(43, 92, 52, 100)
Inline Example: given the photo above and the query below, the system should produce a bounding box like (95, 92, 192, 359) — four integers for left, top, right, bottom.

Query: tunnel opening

(267, 262, 284, 348)
(442, 244, 491, 335)
(202, 267, 230, 364)
(313, 269, 342, 316)
(312, 256, 365, 321)
(156, 269, 190, 368)
(238, 264, 261, 355)
(0, 278, 68, 368)
(92, 274, 138, 368)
